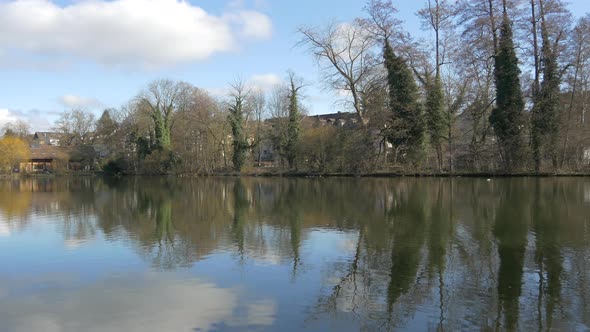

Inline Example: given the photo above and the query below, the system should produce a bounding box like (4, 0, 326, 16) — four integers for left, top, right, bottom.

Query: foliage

(298, 126, 336, 172)
(140, 149, 181, 175)
(531, 0, 562, 172)
(0, 136, 30, 173)
(137, 80, 192, 150)
(490, 11, 526, 171)
(102, 157, 130, 176)
(286, 75, 302, 169)
(425, 74, 446, 170)
(383, 40, 425, 165)
(95, 109, 118, 148)
(10, 1, 590, 175)
(228, 87, 249, 172)
(299, 126, 374, 173)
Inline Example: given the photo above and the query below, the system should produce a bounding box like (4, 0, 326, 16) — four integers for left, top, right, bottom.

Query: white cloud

(58, 95, 102, 109)
(226, 10, 273, 39)
(0, 0, 272, 68)
(0, 108, 19, 129)
(248, 73, 283, 92)
(1, 108, 53, 132)
(206, 73, 283, 97)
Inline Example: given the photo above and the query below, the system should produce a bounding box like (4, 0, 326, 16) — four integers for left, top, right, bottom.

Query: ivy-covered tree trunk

(531, 0, 561, 172)
(490, 9, 526, 172)
(286, 77, 301, 169)
(383, 40, 425, 166)
(426, 74, 445, 171)
(152, 111, 171, 151)
(228, 94, 248, 172)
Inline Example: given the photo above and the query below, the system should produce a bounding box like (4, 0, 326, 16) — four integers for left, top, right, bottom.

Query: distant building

(304, 112, 359, 128)
(33, 132, 61, 146)
(19, 143, 99, 173)
(20, 145, 68, 172)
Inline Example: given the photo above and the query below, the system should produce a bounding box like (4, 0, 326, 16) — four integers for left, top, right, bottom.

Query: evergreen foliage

(490, 12, 526, 171)
(286, 77, 301, 169)
(228, 94, 249, 172)
(425, 74, 446, 170)
(531, 8, 561, 172)
(383, 40, 425, 165)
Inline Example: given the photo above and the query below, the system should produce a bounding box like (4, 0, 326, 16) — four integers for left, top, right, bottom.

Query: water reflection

(0, 273, 275, 332)
(1, 177, 590, 331)
(493, 181, 528, 331)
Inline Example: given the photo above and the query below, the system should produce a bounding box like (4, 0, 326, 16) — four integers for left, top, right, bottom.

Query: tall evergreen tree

(531, 0, 561, 172)
(384, 40, 425, 165)
(95, 110, 117, 143)
(286, 74, 303, 169)
(228, 88, 249, 172)
(490, 8, 526, 171)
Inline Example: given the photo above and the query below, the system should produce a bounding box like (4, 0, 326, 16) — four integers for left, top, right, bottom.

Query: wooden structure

(19, 145, 68, 173)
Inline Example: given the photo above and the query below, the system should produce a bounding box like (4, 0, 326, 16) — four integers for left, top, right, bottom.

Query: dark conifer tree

(228, 93, 248, 172)
(384, 40, 425, 165)
(286, 76, 302, 169)
(531, 0, 561, 172)
(490, 8, 526, 171)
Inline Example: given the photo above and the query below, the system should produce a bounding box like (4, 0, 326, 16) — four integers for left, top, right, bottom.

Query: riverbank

(4, 170, 590, 178)
(180, 170, 590, 178)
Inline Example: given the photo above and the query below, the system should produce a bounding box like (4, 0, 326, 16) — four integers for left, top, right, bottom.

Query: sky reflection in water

(1, 177, 590, 331)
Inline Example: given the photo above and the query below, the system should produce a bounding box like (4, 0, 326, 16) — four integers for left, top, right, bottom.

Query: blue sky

(0, 0, 588, 131)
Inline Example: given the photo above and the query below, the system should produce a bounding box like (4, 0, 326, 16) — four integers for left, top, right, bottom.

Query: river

(1, 177, 589, 331)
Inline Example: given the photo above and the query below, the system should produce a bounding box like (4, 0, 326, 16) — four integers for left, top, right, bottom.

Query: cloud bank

(0, 108, 19, 129)
(0, 108, 54, 132)
(58, 95, 103, 109)
(0, 0, 272, 68)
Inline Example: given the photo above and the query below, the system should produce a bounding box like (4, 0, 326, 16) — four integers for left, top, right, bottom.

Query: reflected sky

(1, 177, 590, 331)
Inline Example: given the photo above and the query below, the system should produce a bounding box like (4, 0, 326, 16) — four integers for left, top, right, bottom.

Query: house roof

(28, 145, 69, 160)
(303, 112, 359, 128)
(34, 132, 60, 138)
(309, 112, 358, 122)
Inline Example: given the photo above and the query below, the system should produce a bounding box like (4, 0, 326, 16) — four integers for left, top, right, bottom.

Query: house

(19, 145, 69, 173)
(33, 132, 61, 146)
(305, 112, 359, 128)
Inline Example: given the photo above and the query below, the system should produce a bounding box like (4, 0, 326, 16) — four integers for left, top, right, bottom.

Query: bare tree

(2, 120, 31, 138)
(298, 22, 380, 126)
(561, 14, 590, 168)
(136, 79, 193, 150)
(249, 91, 266, 165)
(53, 109, 95, 146)
(267, 84, 289, 166)
(418, 0, 454, 77)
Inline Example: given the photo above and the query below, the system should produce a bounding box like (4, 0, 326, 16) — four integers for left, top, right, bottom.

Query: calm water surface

(1, 177, 590, 331)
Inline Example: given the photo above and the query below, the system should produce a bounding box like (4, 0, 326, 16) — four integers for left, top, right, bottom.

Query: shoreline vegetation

(1, 1, 590, 177)
(4, 171, 590, 179)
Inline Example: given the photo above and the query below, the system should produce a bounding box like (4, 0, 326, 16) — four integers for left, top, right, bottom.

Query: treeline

(2, 0, 590, 175)
(295, 0, 590, 173)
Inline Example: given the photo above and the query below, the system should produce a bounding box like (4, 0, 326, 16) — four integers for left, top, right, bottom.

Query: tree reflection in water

(1, 177, 590, 331)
